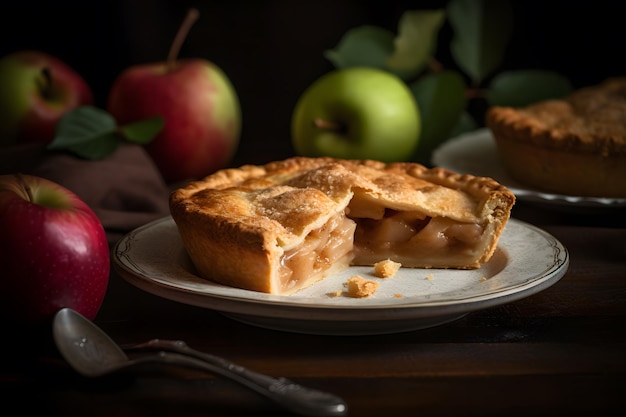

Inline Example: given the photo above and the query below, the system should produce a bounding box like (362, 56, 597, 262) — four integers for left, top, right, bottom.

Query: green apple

(0, 50, 93, 146)
(291, 67, 420, 161)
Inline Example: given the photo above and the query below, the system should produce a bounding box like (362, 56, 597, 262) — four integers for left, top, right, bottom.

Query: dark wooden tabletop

(2, 200, 625, 417)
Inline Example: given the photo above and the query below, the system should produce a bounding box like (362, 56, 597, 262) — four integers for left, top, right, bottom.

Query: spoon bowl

(53, 308, 347, 417)
(53, 308, 131, 378)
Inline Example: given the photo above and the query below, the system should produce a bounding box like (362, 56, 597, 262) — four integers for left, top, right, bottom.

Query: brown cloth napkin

(1, 143, 171, 245)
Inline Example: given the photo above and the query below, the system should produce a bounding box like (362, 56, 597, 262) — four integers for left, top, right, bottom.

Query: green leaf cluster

(47, 106, 164, 160)
(325, 0, 573, 165)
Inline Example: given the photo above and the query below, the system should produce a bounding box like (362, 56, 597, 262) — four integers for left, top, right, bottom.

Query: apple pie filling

(278, 214, 356, 293)
(277, 201, 487, 294)
(350, 209, 485, 268)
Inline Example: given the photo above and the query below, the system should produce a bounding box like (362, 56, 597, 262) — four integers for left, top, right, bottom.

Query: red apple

(0, 174, 109, 325)
(0, 50, 94, 146)
(107, 9, 241, 182)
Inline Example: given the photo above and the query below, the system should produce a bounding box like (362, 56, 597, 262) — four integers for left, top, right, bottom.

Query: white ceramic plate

(113, 216, 569, 335)
(432, 129, 626, 210)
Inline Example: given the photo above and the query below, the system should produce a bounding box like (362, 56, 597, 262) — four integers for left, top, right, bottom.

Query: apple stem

(36, 67, 53, 99)
(167, 8, 200, 71)
(16, 173, 34, 202)
(313, 118, 345, 134)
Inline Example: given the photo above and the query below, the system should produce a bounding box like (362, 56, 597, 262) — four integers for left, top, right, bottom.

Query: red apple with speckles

(107, 8, 241, 182)
(0, 174, 109, 325)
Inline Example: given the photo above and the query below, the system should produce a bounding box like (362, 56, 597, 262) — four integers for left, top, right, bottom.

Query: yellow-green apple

(0, 50, 94, 146)
(0, 174, 109, 325)
(291, 67, 421, 162)
(107, 9, 241, 182)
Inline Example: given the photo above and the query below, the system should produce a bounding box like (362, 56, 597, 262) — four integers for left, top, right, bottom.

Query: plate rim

(113, 216, 569, 324)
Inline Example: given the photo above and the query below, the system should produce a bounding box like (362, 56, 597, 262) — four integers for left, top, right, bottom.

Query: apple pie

(169, 157, 515, 295)
(487, 77, 626, 198)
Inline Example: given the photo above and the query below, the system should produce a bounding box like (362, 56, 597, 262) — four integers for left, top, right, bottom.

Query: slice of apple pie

(169, 157, 515, 295)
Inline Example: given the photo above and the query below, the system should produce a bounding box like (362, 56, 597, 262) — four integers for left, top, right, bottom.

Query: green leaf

(449, 111, 478, 138)
(486, 70, 573, 107)
(48, 106, 116, 148)
(409, 70, 467, 164)
(324, 25, 395, 71)
(447, 0, 513, 84)
(386, 9, 446, 79)
(47, 106, 121, 160)
(119, 116, 165, 144)
(47, 105, 164, 160)
(61, 133, 121, 160)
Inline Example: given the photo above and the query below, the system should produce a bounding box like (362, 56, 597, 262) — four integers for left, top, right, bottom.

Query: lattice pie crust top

(170, 157, 515, 295)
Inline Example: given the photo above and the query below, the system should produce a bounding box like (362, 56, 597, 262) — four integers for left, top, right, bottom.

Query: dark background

(1, 0, 625, 165)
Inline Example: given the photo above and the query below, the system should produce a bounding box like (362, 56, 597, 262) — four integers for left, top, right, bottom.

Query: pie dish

(170, 157, 515, 295)
(486, 77, 626, 198)
(432, 129, 626, 210)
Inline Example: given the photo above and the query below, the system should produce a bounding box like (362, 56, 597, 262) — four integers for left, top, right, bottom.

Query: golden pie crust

(486, 77, 626, 198)
(170, 157, 515, 295)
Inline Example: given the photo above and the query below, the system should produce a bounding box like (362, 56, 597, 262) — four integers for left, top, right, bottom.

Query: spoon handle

(127, 339, 348, 417)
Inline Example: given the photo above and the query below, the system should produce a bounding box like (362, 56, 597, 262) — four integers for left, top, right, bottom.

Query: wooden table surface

(2, 200, 625, 417)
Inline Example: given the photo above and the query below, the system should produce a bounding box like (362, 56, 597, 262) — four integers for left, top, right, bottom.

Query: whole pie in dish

(487, 77, 626, 198)
(170, 157, 515, 295)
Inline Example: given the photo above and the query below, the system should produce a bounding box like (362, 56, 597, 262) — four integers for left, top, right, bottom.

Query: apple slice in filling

(351, 209, 487, 268)
(277, 197, 490, 295)
(278, 213, 356, 294)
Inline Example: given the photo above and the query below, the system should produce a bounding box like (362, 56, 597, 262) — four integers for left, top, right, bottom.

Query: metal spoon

(52, 308, 348, 417)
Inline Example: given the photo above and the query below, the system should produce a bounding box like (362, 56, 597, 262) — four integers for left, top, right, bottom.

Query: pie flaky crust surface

(170, 157, 515, 295)
(486, 77, 626, 198)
